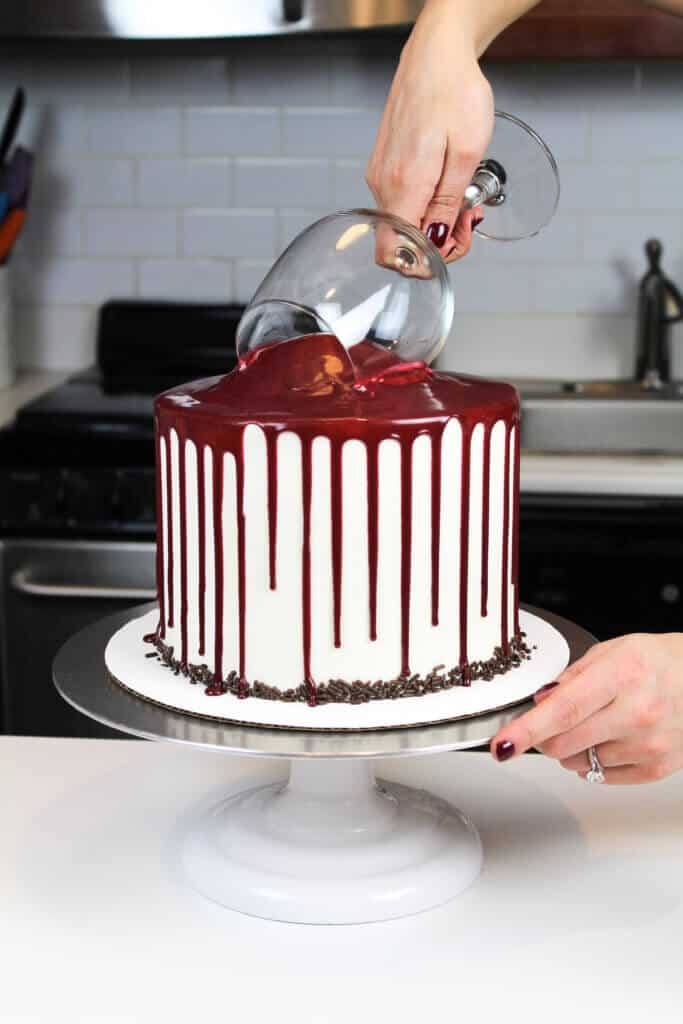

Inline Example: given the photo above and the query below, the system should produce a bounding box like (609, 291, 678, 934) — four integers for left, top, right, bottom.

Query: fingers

(583, 756, 683, 785)
(421, 140, 481, 256)
(490, 653, 620, 761)
(534, 701, 627, 762)
(560, 731, 675, 772)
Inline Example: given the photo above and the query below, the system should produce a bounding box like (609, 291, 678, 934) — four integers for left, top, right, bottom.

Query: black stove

(0, 301, 241, 539)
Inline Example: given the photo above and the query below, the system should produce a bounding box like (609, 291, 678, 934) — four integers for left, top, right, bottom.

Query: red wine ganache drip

(512, 423, 521, 635)
(501, 423, 512, 655)
(178, 427, 189, 667)
(430, 429, 443, 628)
(212, 446, 225, 687)
(154, 334, 519, 693)
(399, 433, 413, 678)
(164, 431, 175, 629)
(196, 444, 206, 656)
(330, 439, 344, 649)
(154, 426, 166, 637)
(481, 423, 492, 619)
(265, 428, 279, 591)
(366, 440, 379, 642)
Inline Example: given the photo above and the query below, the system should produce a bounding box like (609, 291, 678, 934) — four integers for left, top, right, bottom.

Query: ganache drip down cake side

(148, 334, 528, 706)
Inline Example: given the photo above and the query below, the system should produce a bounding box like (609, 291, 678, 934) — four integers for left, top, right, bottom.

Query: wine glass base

(183, 759, 482, 925)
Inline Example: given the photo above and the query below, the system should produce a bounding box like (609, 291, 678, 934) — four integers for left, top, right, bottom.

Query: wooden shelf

(486, 1, 683, 58)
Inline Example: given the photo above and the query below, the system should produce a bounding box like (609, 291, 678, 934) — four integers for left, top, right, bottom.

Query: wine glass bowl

(236, 209, 454, 370)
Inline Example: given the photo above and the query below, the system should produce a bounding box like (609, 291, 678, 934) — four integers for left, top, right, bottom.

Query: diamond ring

(585, 745, 606, 784)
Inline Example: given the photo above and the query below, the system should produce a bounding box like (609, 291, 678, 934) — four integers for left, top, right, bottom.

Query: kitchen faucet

(635, 238, 683, 389)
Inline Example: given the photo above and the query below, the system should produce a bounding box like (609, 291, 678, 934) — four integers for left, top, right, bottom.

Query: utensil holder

(0, 266, 14, 390)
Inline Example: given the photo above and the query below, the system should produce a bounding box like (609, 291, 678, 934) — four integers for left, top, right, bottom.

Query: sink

(512, 379, 683, 454)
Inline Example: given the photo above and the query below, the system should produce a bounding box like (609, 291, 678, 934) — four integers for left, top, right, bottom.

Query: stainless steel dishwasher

(0, 539, 156, 736)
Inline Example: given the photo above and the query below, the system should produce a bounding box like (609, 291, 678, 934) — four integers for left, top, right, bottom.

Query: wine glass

(236, 209, 454, 368)
(236, 111, 559, 368)
(464, 110, 560, 241)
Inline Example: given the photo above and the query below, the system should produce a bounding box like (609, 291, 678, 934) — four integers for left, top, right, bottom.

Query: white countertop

(2, 372, 683, 496)
(2, 736, 683, 1023)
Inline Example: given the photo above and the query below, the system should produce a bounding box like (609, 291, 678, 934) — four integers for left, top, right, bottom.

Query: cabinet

(488, 1, 683, 59)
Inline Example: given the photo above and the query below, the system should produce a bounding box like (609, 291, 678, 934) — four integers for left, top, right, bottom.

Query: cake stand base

(53, 603, 596, 926)
(183, 759, 481, 924)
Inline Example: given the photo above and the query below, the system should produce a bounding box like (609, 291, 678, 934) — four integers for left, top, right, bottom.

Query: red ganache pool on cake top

(147, 333, 528, 706)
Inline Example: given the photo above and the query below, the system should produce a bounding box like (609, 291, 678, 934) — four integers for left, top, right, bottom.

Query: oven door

(0, 539, 156, 737)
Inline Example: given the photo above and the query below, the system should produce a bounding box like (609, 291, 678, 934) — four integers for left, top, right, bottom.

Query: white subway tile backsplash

(233, 51, 331, 106)
(440, 313, 636, 380)
(139, 259, 232, 301)
(33, 159, 135, 207)
(184, 211, 277, 260)
(235, 261, 271, 303)
(582, 212, 683, 278)
(559, 161, 637, 211)
(450, 263, 533, 314)
(331, 57, 393, 108)
(18, 206, 82, 257)
(14, 57, 129, 105)
(333, 161, 372, 209)
(525, 108, 590, 162)
(13, 306, 98, 371)
(636, 163, 683, 210)
(13, 258, 135, 305)
(235, 159, 331, 208)
(85, 209, 177, 257)
(8, 42, 683, 378)
(130, 57, 230, 104)
(87, 109, 181, 156)
(137, 159, 231, 207)
(533, 265, 629, 315)
(283, 109, 380, 157)
(278, 208, 326, 249)
(476, 212, 581, 265)
(592, 109, 683, 162)
(185, 108, 279, 156)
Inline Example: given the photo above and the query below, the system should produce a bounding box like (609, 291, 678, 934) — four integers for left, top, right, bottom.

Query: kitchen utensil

(0, 87, 25, 167)
(0, 145, 33, 207)
(0, 207, 26, 264)
(465, 110, 560, 241)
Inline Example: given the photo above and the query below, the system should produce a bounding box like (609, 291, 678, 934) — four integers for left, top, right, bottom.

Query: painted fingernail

(472, 215, 484, 231)
(495, 739, 516, 762)
(534, 681, 559, 701)
(426, 222, 449, 248)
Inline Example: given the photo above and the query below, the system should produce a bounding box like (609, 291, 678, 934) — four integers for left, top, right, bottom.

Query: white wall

(2, 37, 682, 379)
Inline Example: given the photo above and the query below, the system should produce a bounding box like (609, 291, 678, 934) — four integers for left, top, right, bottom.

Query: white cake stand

(53, 603, 594, 926)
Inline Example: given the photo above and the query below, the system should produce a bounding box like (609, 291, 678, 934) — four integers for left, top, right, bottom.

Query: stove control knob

(660, 583, 680, 605)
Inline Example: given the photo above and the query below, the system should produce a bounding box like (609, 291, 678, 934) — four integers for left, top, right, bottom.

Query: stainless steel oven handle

(11, 568, 157, 601)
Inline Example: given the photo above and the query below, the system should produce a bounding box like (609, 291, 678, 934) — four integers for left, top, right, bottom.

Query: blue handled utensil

(0, 146, 33, 207)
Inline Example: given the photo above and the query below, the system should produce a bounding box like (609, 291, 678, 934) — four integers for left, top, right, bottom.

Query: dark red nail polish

(535, 681, 558, 698)
(495, 739, 515, 762)
(426, 222, 449, 248)
(472, 216, 484, 230)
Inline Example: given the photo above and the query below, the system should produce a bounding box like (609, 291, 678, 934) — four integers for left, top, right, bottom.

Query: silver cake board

(54, 603, 595, 925)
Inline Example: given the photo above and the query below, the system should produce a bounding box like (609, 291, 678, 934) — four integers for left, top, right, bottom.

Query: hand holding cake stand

(54, 113, 576, 925)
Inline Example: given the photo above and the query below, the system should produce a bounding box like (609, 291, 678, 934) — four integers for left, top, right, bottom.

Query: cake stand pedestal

(53, 604, 594, 925)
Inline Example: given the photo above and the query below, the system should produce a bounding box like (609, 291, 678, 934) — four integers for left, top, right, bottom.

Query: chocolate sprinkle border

(146, 633, 533, 706)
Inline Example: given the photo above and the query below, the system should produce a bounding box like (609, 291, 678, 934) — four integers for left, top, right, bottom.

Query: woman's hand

(490, 633, 683, 784)
(365, 0, 494, 262)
